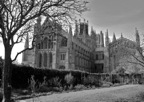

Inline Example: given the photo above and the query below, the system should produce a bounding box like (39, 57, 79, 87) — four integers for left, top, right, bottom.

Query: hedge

(0, 64, 143, 89)
(0, 64, 90, 89)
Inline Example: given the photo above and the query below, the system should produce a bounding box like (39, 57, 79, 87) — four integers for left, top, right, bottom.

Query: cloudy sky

(83, 0, 144, 40)
(0, 0, 144, 62)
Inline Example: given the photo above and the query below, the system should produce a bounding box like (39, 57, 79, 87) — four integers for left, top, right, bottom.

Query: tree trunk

(2, 45, 12, 102)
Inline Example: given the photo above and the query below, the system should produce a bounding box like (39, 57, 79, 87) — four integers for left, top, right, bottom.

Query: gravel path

(18, 84, 144, 102)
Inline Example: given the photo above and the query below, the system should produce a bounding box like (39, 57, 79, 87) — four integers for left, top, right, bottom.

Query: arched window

(37, 43, 40, 49)
(48, 39, 50, 48)
(39, 53, 42, 67)
(48, 39, 53, 49)
(49, 52, 53, 68)
(43, 53, 47, 67)
(61, 37, 67, 47)
(40, 41, 43, 49)
(43, 37, 48, 49)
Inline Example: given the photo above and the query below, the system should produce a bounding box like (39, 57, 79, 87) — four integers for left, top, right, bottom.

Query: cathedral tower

(112, 33, 116, 42)
(100, 31, 104, 47)
(74, 20, 79, 37)
(135, 28, 140, 46)
(105, 29, 110, 47)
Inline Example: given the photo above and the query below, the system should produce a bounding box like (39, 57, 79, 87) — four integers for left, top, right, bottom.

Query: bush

(48, 77, 62, 87)
(83, 75, 102, 87)
(64, 73, 75, 90)
(28, 75, 37, 93)
(74, 84, 87, 91)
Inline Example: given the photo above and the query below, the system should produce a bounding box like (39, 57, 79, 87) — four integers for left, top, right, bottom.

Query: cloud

(84, 0, 144, 27)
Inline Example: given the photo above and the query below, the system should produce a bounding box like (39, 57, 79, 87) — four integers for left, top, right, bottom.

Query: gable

(109, 38, 137, 56)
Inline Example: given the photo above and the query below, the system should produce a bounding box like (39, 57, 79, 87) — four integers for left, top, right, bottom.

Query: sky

(82, 0, 144, 40)
(0, 0, 144, 63)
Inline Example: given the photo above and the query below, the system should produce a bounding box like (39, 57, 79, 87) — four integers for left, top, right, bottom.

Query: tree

(116, 45, 144, 74)
(0, 0, 88, 101)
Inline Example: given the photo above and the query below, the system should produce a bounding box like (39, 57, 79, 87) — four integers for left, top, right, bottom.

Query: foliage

(48, 77, 62, 87)
(28, 75, 37, 93)
(74, 84, 87, 91)
(0, 0, 88, 101)
(83, 75, 102, 87)
(65, 73, 75, 85)
(0, 57, 3, 69)
(0, 64, 143, 90)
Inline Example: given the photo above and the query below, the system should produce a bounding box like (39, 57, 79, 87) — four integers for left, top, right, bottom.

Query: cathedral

(22, 16, 142, 73)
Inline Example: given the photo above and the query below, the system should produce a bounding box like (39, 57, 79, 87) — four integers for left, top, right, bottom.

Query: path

(18, 84, 144, 102)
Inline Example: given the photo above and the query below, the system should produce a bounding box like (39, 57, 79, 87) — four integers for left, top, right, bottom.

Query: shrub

(83, 75, 102, 87)
(48, 77, 62, 87)
(0, 64, 142, 89)
(28, 75, 37, 93)
(83, 76, 90, 86)
(64, 73, 75, 89)
(65, 73, 74, 85)
(74, 84, 87, 91)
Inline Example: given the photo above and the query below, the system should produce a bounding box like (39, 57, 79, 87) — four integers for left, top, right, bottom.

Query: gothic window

(48, 39, 53, 49)
(96, 52, 104, 60)
(61, 37, 67, 47)
(43, 53, 47, 67)
(38, 53, 42, 67)
(50, 40, 53, 48)
(60, 53, 66, 60)
(37, 43, 40, 49)
(40, 41, 43, 49)
(75, 57, 78, 65)
(48, 40, 50, 48)
(43, 37, 48, 49)
(49, 52, 53, 68)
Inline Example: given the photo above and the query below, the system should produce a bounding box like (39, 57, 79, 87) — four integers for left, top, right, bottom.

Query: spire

(83, 22, 86, 36)
(68, 25, 72, 46)
(84, 19, 85, 23)
(100, 31, 104, 47)
(74, 20, 79, 37)
(113, 33, 116, 42)
(105, 29, 110, 47)
(24, 33, 29, 49)
(121, 33, 123, 38)
(135, 28, 140, 46)
(69, 25, 72, 36)
(91, 26, 94, 34)
(106, 29, 109, 37)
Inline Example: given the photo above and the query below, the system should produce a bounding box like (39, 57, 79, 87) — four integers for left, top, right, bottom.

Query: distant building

(22, 16, 142, 73)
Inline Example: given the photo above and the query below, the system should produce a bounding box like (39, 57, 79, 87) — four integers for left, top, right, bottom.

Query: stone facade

(22, 17, 142, 73)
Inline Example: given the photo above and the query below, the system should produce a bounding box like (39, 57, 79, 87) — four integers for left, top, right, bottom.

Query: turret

(67, 25, 73, 49)
(82, 19, 87, 36)
(24, 33, 29, 49)
(105, 29, 110, 47)
(79, 19, 89, 36)
(74, 20, 79, 37)
(112, 33, 116, 42)
(100, 31, 104, 47)
(135, 28, 140, 46)
(85, 20, 89, 35)
(121, 33, 123, 38)
(69, 25, 73, 36)
(34, 16, 41, 35)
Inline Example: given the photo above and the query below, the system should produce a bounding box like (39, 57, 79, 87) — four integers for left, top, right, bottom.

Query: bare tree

(115, 45, 144, 74)
(0, 0, 88, 101)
